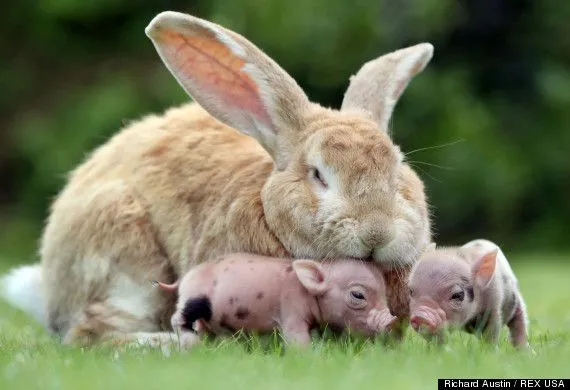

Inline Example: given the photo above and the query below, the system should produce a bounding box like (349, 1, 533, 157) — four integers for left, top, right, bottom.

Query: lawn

(1, 254, 569, 390)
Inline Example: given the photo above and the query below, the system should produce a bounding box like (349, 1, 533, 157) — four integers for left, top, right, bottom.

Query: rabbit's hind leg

(42, 181, 179, 346)
(61, 278, 177, 347)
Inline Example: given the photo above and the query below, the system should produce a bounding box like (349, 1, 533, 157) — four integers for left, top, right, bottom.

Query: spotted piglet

(154, 253, 397, 347)
(408, 239, 529, 348)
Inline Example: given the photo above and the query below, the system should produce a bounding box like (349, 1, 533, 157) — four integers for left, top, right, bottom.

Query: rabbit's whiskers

(404, 139, 464, 157)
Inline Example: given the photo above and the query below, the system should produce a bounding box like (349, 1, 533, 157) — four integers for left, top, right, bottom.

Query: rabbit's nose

(359, 225, 394, 250)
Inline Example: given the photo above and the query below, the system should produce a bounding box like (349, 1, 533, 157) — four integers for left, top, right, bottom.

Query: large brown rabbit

(1, 11, 433, 346)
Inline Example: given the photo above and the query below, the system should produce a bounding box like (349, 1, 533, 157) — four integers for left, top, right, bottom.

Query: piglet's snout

(410, 298, 446, 334)
(410, 308, 445, 333)
(367, 308, 397, 333)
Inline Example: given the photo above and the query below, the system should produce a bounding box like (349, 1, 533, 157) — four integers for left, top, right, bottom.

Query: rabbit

(0, 11, 434, 346)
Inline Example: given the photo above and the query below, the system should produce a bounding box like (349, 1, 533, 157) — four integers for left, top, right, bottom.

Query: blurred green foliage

(1, 0, 569, 260)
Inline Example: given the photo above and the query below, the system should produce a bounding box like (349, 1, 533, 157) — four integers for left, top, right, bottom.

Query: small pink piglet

(408, 239, 530, 349)
(154, 253, 397, 347)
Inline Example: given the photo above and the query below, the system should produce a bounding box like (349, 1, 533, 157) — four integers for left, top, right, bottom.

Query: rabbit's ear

(341, 43, 434, 131)
(145, 12, 310, 162)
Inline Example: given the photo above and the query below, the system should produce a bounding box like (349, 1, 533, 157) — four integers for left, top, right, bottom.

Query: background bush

(1, 0, 569, 260)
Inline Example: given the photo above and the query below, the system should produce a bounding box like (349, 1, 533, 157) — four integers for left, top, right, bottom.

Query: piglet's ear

(472, 249, 498, 288)
(292, 260, 327, 296)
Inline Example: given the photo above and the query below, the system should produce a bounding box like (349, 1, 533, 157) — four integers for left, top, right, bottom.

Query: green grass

(1, 255, 569, 390)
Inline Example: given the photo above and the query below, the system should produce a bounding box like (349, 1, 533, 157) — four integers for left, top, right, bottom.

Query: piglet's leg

(480, 309, 502, 345)
(281, 319, 311, 347)
(507, 304, 530, 349)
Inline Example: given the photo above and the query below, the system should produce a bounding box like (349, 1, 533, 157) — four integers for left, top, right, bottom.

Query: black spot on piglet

(235, 307, 250, 320)
(182, 295, 212, 332)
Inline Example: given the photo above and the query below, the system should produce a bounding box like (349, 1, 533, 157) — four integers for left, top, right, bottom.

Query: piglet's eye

(310, 167, 328, 189)
(451, 290, 465, 302)
(350, 291, 365, 300)
(347, 289, 367, 310)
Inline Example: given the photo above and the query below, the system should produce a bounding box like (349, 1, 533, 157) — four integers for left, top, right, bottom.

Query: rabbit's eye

(310, 167, 328, 188)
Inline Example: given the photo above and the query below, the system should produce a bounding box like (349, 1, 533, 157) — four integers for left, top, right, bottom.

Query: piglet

(408, 239, 529, 348)
(154, 253, 397, 347)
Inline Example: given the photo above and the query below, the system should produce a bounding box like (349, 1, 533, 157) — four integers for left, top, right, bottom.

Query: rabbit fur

(2, 11, 434, 346)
